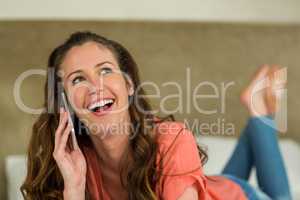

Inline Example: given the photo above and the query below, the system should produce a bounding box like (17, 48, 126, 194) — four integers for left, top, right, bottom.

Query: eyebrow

(65, 61, 114, 79)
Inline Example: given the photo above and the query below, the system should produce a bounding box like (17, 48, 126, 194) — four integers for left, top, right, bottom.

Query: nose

(88, 76, 105, 96)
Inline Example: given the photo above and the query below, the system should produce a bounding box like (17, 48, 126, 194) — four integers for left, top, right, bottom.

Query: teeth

(88, 99, 114, 111)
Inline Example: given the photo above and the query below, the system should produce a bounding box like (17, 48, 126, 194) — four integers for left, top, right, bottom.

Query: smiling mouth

(87, 99, 115, 114)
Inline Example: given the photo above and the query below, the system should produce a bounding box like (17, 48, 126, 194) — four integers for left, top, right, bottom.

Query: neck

(89, 117, 132, 174)
(90, 132, 130, 173)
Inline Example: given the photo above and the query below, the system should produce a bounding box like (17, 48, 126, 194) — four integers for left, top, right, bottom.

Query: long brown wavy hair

(20, 31, 207, 200)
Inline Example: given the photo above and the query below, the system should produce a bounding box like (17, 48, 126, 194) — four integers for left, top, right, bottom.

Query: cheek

(108, 76, 130, 100)
(69, 86, 88, 111)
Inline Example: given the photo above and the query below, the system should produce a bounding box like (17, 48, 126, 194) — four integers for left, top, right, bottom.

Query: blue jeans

(221, 116, 292, 200)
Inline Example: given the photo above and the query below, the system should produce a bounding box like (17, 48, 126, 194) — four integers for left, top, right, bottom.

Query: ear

(126, 78, 134, 96)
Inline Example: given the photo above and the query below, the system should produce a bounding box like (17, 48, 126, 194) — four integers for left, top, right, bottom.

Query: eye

(71, 76, 85, 85)
(99, 67, 113, 75)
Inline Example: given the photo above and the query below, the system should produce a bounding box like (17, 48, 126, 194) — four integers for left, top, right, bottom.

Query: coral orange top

(83, 121, 248, 200)
(154, 121, 247, 200)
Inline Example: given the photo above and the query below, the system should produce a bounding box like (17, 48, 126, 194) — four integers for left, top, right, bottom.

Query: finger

(59, 107, 64, 123)
(54, 111, 68, 151)
(71, 130, 79, 150)
(57, 122, 72, 153)
(56, 111, 68, 141)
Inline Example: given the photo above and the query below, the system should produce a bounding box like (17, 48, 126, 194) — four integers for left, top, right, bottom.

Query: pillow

(5, 155, 27, 200)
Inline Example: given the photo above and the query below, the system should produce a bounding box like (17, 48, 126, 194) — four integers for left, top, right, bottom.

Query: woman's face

(60, 41, 134, 136)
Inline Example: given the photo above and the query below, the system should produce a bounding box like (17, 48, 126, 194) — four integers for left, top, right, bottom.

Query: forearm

(63, 185, 86, 200)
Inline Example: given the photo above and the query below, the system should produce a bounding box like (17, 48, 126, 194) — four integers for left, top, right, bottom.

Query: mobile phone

(61, 92, 78, 149)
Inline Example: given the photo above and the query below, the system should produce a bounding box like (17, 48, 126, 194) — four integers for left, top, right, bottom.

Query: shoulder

(154, 120, 196, 145)
(154, 120, 202, 173)
(153, 120, 206, 199)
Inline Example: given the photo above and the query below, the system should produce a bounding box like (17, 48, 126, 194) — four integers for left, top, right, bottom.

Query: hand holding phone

(53, 105, 87, 198)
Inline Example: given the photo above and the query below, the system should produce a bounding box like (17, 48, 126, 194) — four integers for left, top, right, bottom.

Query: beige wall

(0, 21, 299, 199)
(1, 0, 300, 23)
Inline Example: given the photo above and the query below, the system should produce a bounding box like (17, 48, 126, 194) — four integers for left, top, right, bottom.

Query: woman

(21, 31, 292, 200)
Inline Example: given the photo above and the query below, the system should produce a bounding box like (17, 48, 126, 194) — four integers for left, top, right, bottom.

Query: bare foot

(240, 65, 270, 117)
(265, 65, 287, 115)
(240, 65, 287, 117)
